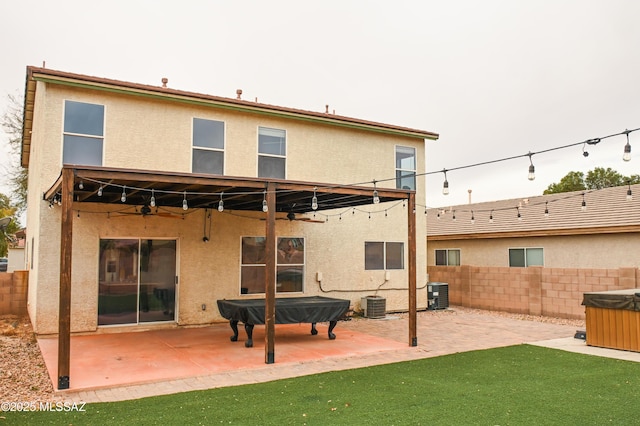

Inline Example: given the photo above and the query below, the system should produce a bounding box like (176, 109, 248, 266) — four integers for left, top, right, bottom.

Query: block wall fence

(0, 271, 28, 316)
(427, 265, 640, 320)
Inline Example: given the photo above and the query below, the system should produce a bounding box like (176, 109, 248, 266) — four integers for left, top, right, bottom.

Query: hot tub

(582, 289, 640, 352)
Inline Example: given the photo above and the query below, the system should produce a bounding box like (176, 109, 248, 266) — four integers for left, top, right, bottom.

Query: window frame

(365, 241, 405, 270)
(395, 145, 416, 190)
(435, 249, 461, 266)
(62, 99, 105, 166)
(508, 247, 544, 267)
(192, 117, 225, 175)
(257, 126, 286, 179)
(240, 236, 305, 295)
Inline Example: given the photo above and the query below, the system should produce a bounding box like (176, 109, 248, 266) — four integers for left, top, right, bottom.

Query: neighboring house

(426, 184, 640, 269)
(7, 228, 26, 272)
(426, 184, 640, 319)
(22, 66, 438, 388)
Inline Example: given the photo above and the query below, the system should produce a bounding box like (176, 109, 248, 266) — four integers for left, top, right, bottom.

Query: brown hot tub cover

(581, 288, 640, 311)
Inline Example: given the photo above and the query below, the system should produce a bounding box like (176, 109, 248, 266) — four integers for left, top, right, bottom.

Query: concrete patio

(37, 306, 640, 403)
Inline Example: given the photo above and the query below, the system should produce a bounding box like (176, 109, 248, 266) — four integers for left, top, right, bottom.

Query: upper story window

(258, 127, 286, 179)
(395, 146, 416, 190)
(63, 100, 104, 166)
(365, 241, 404, 270)
(435, 249, 461, 266)
(509, 248, 544, 267)
(192, 118, 225, 174)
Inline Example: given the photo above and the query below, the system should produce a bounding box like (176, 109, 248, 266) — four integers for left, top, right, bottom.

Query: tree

(0, 193, 19, 257)
(543, 171, 585, 194)
(544, 167, 640, 195)
(1, 93, 28, 213)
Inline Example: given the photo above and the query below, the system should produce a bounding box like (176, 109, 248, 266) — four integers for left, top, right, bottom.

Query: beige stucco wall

(427, 233, 640, 269)
(27, 83, 429, 334)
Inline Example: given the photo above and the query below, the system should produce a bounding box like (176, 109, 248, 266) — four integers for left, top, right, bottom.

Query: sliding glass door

(98, 239, 177, 326)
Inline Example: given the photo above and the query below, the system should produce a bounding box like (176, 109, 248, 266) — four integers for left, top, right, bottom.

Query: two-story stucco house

(21, 66, 438, 388)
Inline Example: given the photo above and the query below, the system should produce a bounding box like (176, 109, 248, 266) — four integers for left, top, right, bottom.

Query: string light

(311, 187, 318, 210)
(489, 210, 494, 223)
(544, 202, 549, 218)
(78, 181, 84, 190)
(623, 130, 632, 162)
(581, 193, 587, 211)
(97, 186, 103, 197)
(516, 207, 522, 221)
(452, 210, 456, 221)
(121, 186, 126, 203)
(470, 211, 475, 224)
(527, 153, 535, 181)
(150, 189, 156, 207)
(372, 181, 380, 204)
(182, 191, 188, 210)
(442, 170, 449, 195)
(424, 128, 638, 196)
(262, 191, 268, 212)
(218, 192, 224, 212)
(627, 182, 633, 201)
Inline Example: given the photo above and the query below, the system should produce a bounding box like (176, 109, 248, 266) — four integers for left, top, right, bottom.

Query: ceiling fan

(118, 204, 183, 219)
(277, 211, 325, 223)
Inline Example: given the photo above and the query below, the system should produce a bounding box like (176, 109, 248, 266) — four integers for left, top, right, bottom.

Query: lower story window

(365, 241, 404, 270)
(241, 237, 304, 294)
(435, 249, 461, 266)
(509, 248, 544, 267)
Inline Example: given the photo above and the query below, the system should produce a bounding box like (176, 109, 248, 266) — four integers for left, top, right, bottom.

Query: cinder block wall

(427, 266, 638, 320)
(0, 271, 29, 316)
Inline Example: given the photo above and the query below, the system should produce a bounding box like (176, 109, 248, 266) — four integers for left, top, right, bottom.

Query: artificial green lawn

(8, 344, 640, 425)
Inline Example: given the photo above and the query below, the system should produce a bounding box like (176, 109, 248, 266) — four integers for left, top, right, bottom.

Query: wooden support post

(264, 183, 276, 364)
(408, 192, 417, 347)
(58, 168, 74, 389)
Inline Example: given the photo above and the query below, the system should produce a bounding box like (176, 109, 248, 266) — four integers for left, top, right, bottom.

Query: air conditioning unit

(361, 296, 386, 319)
(427, 282, 449, 310)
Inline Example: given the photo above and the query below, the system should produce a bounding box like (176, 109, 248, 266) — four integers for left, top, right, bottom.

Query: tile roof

(22, 66, 438, 168)
(427, 184, 640, 239)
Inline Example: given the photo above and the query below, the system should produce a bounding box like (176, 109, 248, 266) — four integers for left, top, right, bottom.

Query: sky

(1, 0, 639, 211)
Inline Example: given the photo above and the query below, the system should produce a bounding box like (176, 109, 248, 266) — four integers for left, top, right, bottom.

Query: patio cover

(44, 164, 419, 389)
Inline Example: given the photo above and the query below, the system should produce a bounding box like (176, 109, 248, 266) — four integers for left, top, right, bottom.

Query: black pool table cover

(217, 296, 350, 325)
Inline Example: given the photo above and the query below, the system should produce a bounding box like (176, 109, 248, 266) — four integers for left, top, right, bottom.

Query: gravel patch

(0, 315, 62, 405)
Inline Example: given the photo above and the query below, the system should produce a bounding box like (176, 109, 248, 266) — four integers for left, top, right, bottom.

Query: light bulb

(121, 187, 126, 203)
(78, 181, 84, 190)
(627, 187, 633, 201)
(373, 190, 380, 204)
(262, 199, 268, 212)
(150, 190, 156, 207)
(97, 186, 103, 197)
(311, 195, 318, 210)
(528, 164, 535, 181)
(182, 192, 188, 210)
(442, 180, 449, 195)
(218, 200, 224, 212)
(623, 142, 632, 162)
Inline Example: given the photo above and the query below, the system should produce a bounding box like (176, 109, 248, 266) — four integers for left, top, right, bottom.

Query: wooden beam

(264, 183, 276, 364)
(57, 167, 74, 389)
(408, 192, 417, 347)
